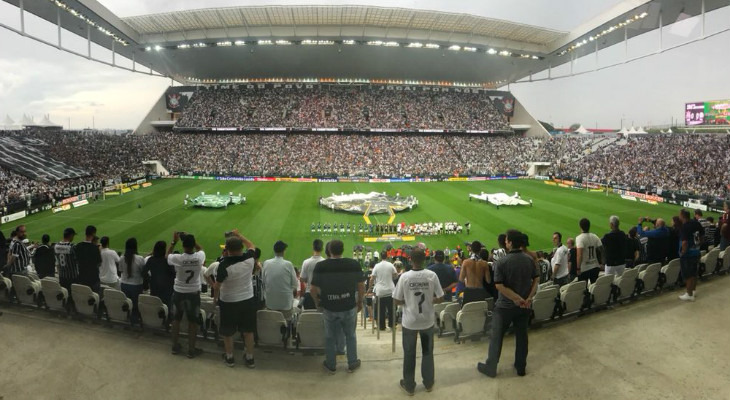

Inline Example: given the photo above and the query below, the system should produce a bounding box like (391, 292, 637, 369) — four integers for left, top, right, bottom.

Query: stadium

(1, 0, 730, 399)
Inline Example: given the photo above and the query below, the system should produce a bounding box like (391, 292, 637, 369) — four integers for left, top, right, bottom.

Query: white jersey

(576, 233, 602, 272)
(217, 257, 254, 303)
(300, 255, 324, 293)
(168, 251, 206, 293)
(372, 260, 397, 297)
(550, 245, 570, 279)
(393, 269, 444, 330)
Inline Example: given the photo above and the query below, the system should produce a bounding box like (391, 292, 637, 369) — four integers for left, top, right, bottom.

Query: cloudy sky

(0, 0, 729, 129)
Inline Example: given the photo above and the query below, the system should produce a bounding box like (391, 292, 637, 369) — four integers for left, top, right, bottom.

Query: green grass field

(11, 179, 717, 266)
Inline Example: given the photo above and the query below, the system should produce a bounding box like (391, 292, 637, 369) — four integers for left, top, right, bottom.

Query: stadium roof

(4, 0, 730, 85)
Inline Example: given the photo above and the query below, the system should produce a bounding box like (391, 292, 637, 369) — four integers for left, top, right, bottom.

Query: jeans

(375, 295, 394, 330)
(402, 326, 435, 391)
(121, 283, 143, 324)
(484, 307, 531, 374)
(323, 308, 358, 369)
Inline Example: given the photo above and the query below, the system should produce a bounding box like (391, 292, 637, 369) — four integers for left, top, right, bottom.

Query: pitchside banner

(1, 210, 26, 224)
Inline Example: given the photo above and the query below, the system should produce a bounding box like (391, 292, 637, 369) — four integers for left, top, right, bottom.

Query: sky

(0, 0, 729, 129)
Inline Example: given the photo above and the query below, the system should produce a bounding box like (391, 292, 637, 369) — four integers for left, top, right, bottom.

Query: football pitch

(15, 179, 710, 265)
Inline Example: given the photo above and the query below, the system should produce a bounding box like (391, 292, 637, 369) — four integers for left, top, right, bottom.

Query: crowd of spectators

(1, 129, 729, 211)
(175, 87, 512, 132)
(552, 134, 730, 197)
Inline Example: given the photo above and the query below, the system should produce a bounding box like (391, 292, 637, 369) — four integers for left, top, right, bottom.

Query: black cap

(182, 234, 196, 248)
(63, 227, 76, 237)
(273, 240, 287, 253)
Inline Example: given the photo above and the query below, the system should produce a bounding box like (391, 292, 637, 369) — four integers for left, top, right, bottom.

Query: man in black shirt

(478, 230, 539, 378)
(602, 216, 627, 276)
(74, 225, 102, 293)
(427, 250, 457, 301)
(33, 234, 56, 279)
(311, 240, 365, 374)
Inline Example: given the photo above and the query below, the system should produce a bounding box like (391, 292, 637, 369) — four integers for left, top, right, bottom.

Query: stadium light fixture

(177, 44, 191, 49)
(144, 46, 151, 52)
(498, 50, 511, 56)
(558, 10, 650, 56)
(51, 0, 129, 46)
(487, 48, 497, 55)
(217, 41, 232, 47)
(407, 43, 424, 48)
(154, 45, 163, 51)
(193, 42, 207, 48)
(275, 40, 292, 45)
(234, 40, 246, 46)
(383, 41, 400, 47)
(367, 41, 384, 46)
(258, 40, 273, 45)
(302, 40, 335, 45)
(343, 40, 356, 45)
(463, 47, 477, 52)
(425, 43, 440, 49)
(448, 45, 461, 51)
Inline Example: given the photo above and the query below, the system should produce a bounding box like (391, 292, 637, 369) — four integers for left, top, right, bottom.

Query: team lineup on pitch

(17, 179, 700, 264)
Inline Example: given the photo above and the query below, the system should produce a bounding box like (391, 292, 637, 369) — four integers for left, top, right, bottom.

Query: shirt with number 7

(393, 269, 444, 330)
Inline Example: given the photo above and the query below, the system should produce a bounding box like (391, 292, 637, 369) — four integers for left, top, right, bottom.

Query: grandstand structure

(4, 0, 730, 136)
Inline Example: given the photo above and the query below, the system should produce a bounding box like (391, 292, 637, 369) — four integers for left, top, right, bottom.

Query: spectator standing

(427, 250, 458, 302)
(299, 239, 324, 310)
(393, 248, 444, 395)
(637, 218, 670, 264)
(566, 238, 577, 280)
(6, 225, 31, 277)
(678, 209, 703, 302)
(626, 227, 641, 268)
(575, 219, 603, 283)
(477, 230, 539, 378)
(262, 241, 298, 321)
(119, 238, 145, 324)
(99, 237, 120, 290)
(214, 232, 257, 368)
(719, 201, 730, 250)
(602, 216, 627, 276)
(75, 225, 102, 293)
(311, 240, 365, 374)
(370, 251, 398, 331)
(459, 241, 489, 305)
(33, 234, 55, 279)
(167, 232, 206, 358)
(55, 227, 78, 291)
(143, 240, 176, 311)
(550, 232, 570, 286)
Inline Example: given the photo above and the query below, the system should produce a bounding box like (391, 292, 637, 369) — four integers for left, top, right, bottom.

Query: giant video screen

(685, 100, 730, 126)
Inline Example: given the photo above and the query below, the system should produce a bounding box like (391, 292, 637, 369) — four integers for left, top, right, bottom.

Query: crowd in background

(1, 129, 729, 212)
(175, 88, 512, 132)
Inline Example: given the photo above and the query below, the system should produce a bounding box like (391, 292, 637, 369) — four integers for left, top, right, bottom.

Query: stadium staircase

(0, 137, 89, 181)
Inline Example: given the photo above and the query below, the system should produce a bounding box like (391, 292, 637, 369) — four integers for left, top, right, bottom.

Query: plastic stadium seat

(635, 263, 649, 273)
(257, 310, 289, 349)
(439, 303, 460, 337)
(560, 280, 587, 316)
(433, 302, 448, 328)
(612, 268, 639, 302)
(11, 275, 41, 307)
(531, 285, 559, 324)
(456, 301, 488, 341)
(200, 297, 217, 338)
(700, 248, 721, 277)
(589, 275, 613, 308)
(718, 250, 729, 274)
(0, 276, 13, 302)
(138, 294, 168, 330)
(103, 289, 133, 324)
(637, 263, 661, 294)
(71, 284, 100, 318)
(40, 278, 68, 312)
(295, 312, 326, 350)
(660, 259, 681, 289)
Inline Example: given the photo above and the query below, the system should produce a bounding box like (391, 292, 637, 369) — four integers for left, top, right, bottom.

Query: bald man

(637, 217, 670, 264)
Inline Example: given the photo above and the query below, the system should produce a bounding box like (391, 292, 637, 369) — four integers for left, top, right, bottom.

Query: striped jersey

(55, 241, 79, 280)
(9, 239, 31, 274)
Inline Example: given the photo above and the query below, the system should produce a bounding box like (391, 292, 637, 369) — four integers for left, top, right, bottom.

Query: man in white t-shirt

(213, 231, 257, 369)
(550, 232, 570, 286)
(393, 248, 444, 395)
(167, 232, 206, 359)
(300, 239, 324, 310)
(369, 251, 398, 331)
(575, 218, 604, 284)
(99, 236, 121, 289)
